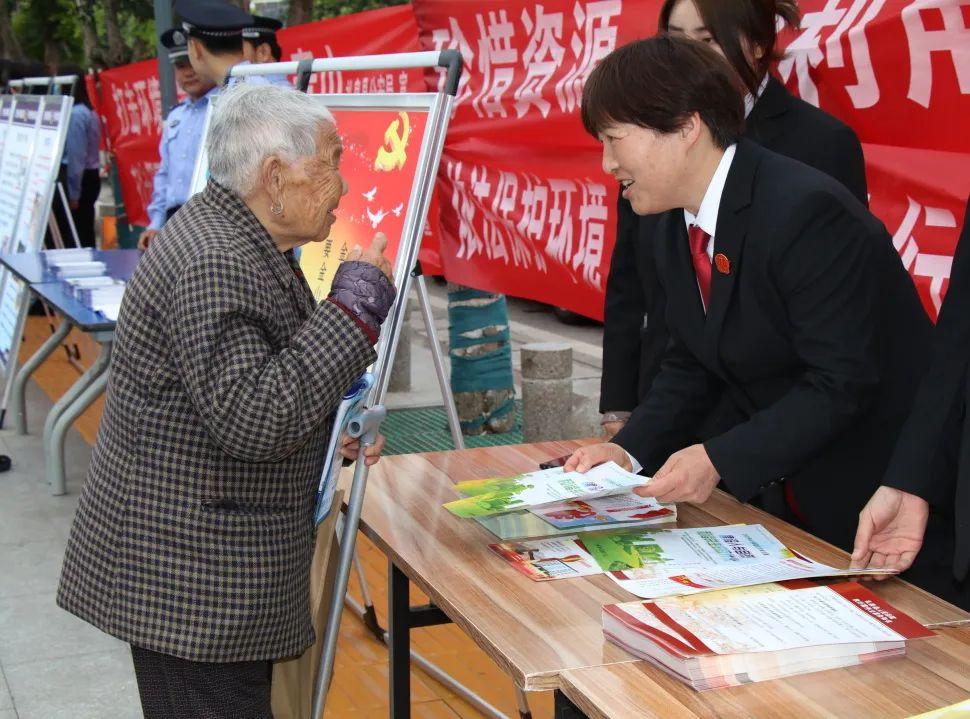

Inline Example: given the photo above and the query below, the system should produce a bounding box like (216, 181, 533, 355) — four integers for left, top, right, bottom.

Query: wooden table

(356, 440, 970, 718)
(559, 628, 970, 718)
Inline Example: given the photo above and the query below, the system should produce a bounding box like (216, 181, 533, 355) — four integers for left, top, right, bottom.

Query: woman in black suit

(852, 196, 970, 610)
(600, 0, 869, 442)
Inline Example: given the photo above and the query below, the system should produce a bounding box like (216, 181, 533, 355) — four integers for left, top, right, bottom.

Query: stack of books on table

(602, 579, 934, 690)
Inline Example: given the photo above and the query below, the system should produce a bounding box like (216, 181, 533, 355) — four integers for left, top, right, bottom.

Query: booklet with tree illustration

(444, 461, 646, 518)
(489, 524, 895, 595)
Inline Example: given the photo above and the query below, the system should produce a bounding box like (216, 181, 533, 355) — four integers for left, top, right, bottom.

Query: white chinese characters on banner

(446, 158, 607, 291)
(430, 1, 622, 119)
(901, 0, 970, 108)
(110, 77, 163, 142)
(893, 196, 958, 313)
(515, 6, 566, 118)
(779, 0, 970, 110)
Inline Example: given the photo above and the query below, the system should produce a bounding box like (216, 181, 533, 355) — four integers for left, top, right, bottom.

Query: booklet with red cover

(602, 580, 933, 690)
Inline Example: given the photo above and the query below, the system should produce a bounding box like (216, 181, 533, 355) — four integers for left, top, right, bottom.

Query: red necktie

(689, 224, 712, 310)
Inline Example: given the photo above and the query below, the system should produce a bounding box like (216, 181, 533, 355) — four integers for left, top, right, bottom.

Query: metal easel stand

(11, 318, 73, 435)
(48, 184, 84, 370)
(337, 274, 533, 719)
(43, 332, 112, 495)
(259, 48, 530, 718)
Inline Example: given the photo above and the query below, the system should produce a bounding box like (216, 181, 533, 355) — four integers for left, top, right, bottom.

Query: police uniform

(176, 0, 290, 88)
(241, 15, 292, 88)
(146, 28, 214, 230)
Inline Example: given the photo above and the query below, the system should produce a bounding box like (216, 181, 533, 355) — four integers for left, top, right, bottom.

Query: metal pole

(153, 0, 177, 117)
(310, 406, 387, 718)
(414, 275, 464, 450)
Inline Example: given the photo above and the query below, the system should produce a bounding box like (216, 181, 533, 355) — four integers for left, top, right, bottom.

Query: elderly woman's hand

(340, 431, 386, 466)
(328, 231, 397, 341)
(347, 232, 393, 280)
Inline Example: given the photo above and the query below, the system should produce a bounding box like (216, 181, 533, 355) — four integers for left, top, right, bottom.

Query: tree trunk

(102, 0, 131, 66)
(73, 0, 105, 67)
(288, 0, 313, 26)
(0, 0, 24, 59)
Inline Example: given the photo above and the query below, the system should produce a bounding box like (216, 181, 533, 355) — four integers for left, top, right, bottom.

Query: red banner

(775, 0, 970, 316)
(416, 0, 970, 320)
(414, 0, 649, 318)
(95, 1, 970, 319)
(92, 5, 434, 258)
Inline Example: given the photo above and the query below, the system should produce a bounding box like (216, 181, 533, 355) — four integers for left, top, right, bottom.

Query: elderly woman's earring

(270, 199, 284, 216)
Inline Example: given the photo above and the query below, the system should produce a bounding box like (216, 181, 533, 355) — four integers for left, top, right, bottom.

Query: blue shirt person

(139, 28, 217, 249)
(62, 103, 100, 204)
(241, 15, 292, 88)
(58, 79, 102, 248)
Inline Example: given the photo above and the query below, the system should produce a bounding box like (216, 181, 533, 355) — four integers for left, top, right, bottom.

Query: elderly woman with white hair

(56, 83, 396, 718)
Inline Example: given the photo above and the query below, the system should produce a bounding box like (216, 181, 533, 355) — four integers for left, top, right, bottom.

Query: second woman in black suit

(600, 0, 869, 443)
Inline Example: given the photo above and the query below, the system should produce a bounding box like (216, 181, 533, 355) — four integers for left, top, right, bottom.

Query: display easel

(0, 77, 75, 428)
(195, 53, 525, 718)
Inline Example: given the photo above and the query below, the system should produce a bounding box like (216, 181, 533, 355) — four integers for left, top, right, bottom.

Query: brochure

(474, 504, 676, 541)
(489, 524, 895, 596)
(314, 372, 374, 524)
(444, 461, 646, 518)
(529, 492, 674, 529)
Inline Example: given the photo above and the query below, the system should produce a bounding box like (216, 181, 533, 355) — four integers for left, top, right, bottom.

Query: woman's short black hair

(581, 35, 745, 150)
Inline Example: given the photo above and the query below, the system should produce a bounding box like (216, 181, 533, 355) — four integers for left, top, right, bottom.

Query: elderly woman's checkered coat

(57, 181, 375, 663)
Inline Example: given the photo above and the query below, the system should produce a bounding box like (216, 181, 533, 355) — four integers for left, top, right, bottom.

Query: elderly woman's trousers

(130, 644, 273, 718)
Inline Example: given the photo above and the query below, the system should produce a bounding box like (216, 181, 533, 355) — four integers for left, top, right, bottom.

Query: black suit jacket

(883, 196, 970, 579)
(612, 140, 931, 551)
(600, 76, 869, 413)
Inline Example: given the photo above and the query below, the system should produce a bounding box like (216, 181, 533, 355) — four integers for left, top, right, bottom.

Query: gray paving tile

(0, 710, 17, 719)
(0, 667, 12, 710)
(0, 592, 124, 667)
(6, 649, 139, 719)
(0, 480, 71, 545)
(0, 540, 67, 599)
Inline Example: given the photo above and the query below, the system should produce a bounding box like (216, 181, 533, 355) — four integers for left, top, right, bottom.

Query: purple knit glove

(328, 260, 396, 335)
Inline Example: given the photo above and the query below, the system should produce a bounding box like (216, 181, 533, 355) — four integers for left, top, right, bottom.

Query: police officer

(242, 15, 291, 87)
(138, 28, 217, 250)
(175, 0, 291, 89)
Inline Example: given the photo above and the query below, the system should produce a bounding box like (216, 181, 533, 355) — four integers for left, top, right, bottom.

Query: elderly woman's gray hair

(207, 83, 336, 197)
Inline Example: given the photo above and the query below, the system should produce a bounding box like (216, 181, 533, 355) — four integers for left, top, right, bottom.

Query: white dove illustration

(362, 186, 377, 202)
(391, 203, 404, 217)
(366, 208, 388, 228)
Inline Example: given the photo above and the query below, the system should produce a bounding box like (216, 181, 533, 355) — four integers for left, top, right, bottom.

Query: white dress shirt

(744, 74, 770, 119)
(683, 143, 738, 263)
(621, 143, 739, 475)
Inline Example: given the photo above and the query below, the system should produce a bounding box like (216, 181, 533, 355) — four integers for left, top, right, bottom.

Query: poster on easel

(0, 96, 14, 159)
(14, 96, 73, 252)
(0, 96, 40, 253)
(0, 93, 73, 425)
(299, 96, 435, 300)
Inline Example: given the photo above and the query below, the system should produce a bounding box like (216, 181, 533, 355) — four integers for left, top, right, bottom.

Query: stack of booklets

(602, 580, 934, 689)
(444, 462, 676, 540)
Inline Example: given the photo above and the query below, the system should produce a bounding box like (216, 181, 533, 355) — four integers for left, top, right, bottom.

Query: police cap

(242, 15, 283, 41)
(174, 0, 254, 38)
(159, 28, 189, 62)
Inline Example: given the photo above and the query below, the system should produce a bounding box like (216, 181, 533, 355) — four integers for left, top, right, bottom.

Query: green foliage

(8, 0, 407, 68)
(10, 0, 158, 67)
(12, 0, 84, 65)
(312, 0, 407, 19)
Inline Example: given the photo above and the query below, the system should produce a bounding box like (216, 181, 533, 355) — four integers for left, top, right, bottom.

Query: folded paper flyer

(444, 461, 647, 518)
